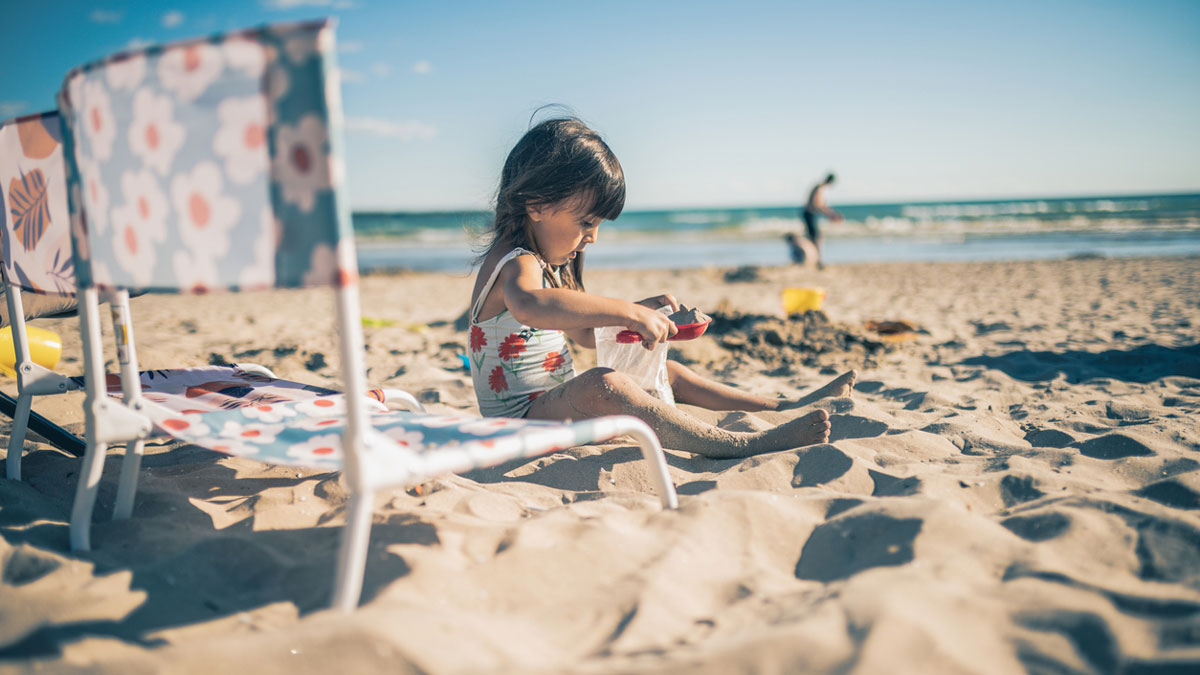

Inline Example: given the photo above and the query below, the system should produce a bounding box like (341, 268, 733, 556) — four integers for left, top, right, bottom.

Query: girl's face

(527, 198, 602, 266)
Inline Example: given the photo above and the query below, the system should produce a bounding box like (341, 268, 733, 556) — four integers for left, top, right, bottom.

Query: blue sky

(1, 0, 1197, 210)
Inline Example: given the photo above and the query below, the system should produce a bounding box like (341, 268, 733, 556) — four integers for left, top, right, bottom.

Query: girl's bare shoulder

(471, 246, 543, 309)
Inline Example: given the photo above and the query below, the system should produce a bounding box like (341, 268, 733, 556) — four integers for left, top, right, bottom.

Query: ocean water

(352, 193, 1200, 273)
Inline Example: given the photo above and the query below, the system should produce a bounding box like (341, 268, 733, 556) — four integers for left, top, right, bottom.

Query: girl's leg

(666, 360, 857, 412)
(526, 367, 830, 459)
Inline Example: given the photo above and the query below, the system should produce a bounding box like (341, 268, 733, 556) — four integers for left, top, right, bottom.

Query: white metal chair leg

(69, 440, 109, 551)
(5, 393, 32, 480)
(379, 388, 425, 413)
(620, 419, 679, 509)
(112, 439, 145, 520)
(331, 488, 375, 612)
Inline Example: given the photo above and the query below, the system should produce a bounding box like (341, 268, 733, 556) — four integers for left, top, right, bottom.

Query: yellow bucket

(0, 325, 62, 377)
(782, 287, 826, 314)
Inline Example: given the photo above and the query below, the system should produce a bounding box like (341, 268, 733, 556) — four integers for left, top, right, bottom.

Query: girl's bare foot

(756, 409, 831, 450)
(685, 409, 831, 459)
(780, 370, 858, 410)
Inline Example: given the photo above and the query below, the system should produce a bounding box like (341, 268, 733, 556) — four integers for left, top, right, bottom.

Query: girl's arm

(563, 327, 596, 349)
(564, 295, 680, 349)
(501, 256, 676, 344)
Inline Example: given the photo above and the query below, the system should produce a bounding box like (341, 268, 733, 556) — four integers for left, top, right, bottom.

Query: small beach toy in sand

(865, 319, 921, 341)
(782, 287, 826, 314)
(0, 325, 62, 377)
(616, 305, 712, 343)
(361, 316, 397, 328)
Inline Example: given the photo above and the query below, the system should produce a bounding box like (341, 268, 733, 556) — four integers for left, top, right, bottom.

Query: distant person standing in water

(801, 173, 843, 269)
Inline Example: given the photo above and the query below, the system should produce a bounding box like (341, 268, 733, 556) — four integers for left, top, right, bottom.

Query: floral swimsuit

(469, 248, 576, 418)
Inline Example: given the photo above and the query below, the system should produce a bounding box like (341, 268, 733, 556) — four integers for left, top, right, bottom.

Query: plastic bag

(595, 306, 675, 405)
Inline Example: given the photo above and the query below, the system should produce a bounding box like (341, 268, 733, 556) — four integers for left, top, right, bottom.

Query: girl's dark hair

(479, 116, 625, 290)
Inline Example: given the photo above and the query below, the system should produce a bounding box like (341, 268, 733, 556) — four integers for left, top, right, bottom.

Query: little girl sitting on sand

(468, 117, 855, 458)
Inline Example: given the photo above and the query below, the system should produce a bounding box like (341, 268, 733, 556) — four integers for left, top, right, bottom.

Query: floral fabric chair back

(57, 18, 354, 294)
(0, 112, 75, 295)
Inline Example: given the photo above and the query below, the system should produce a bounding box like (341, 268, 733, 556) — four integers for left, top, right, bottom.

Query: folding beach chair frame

(2, 274, 84, 479)
(57, 19, 677, 611)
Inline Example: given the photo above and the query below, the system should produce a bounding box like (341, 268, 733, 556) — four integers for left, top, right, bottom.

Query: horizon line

(350, 188, 1200, 215)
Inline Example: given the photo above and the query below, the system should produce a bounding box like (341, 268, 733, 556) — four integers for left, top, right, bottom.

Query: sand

(1, 255, 1198, 673)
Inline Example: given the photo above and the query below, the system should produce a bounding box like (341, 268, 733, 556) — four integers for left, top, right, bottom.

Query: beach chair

(57, 18, 677, 610)
(0, 111, 403, 484)
(0, 111, 89, 476)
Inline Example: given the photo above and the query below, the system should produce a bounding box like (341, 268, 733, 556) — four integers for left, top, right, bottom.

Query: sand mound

(704, 309, 892, 370)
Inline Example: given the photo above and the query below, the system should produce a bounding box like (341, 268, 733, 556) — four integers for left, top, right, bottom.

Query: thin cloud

(0, 101, 29, 118)
(337, 67, 365, 84)
(125, 37, 154, 50)
(338, 41, 364, 53)
(370, 62, 392, 78)
(89, 9, 122, 23)
(162, 10, 185, 28)
(345, 117, 436, 141)
(412, 60, 432, 75)
(261, 0, 357, 9)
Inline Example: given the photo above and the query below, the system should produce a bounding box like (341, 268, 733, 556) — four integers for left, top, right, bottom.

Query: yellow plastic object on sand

(782, 287, 826, 315)
(0, 326, 62, 377)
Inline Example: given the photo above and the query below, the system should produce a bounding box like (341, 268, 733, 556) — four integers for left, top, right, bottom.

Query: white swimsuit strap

(470, 247, 544, 323)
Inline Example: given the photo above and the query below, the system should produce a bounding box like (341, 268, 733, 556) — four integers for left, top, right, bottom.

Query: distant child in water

(467, 117, 855, 458)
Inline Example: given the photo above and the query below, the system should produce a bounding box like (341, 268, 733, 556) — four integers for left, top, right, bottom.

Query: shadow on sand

(958, 342, 1200, 384)
(0, 445, 428, 660)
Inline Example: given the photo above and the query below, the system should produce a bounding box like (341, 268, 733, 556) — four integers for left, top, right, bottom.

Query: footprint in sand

(1, 547, 61, 586)
(1074, 433, 1155, 460)
(1015, 610, 1120, 674)
(1135, 476, 1200, 509)
(1000, 474, 1046, 507)
(868, 469, 921, 497)
(676, 480, 717, 496)
(305, 352, 328, 371)
(1001, 511, 1071, 542)
(827, 414, 889, 442)
(791, 445, 854, 488)
(1024, 427, 1076, 448)
(795, 512, 923, 582)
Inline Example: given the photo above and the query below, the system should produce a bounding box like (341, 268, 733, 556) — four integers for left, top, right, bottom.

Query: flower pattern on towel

(285, 433, 343, 463)
(147, 394, 615, 472)
(58, 19, 355, 293)
(219, 420, 284, 445)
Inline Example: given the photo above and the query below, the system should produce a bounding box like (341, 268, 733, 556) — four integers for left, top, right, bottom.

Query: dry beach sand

(1, 255, 1198, 673)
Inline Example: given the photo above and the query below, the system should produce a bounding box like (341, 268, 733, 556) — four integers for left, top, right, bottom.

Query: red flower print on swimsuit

(498, 334, 526, 360)
(488, 365, 508, 393)
(469, 326, 486, 353)
(528, 390, 543, 402)
(542, 351, 565, 372)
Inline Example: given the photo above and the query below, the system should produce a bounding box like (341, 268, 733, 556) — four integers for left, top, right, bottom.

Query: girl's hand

(634, 293, 679, 312)
(626, 303, 677, 349)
